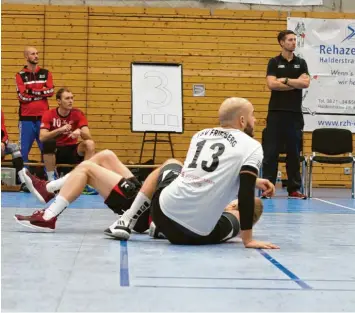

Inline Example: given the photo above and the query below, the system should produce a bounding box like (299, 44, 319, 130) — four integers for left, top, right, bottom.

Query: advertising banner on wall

(287, 17, 355, 132)
(220, 0, 322, 5)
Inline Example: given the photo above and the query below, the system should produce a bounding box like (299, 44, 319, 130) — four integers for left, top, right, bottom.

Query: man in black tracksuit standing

(263, 30, 310, 199)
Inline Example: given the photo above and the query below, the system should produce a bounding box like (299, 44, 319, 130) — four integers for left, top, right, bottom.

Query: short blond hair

(253, 198, 264, 225)
(225, 198, 263, 226)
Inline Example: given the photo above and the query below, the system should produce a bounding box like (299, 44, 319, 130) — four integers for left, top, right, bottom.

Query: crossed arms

(267, 73, 310, 91)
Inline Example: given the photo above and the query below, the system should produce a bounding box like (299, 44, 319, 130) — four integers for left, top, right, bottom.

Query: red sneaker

(14, 209, 57, 231)
(22, 170, 55, 204)
(288, 191, 307, 199)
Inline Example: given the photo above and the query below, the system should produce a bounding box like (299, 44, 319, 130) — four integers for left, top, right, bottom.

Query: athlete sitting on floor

(107, 97, 279, 249)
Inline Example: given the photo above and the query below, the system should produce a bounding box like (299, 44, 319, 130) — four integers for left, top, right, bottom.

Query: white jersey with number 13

(159, 127, 263, 236)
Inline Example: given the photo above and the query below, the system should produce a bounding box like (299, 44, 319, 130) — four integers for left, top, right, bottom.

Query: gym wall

(2, 4, 354, 187)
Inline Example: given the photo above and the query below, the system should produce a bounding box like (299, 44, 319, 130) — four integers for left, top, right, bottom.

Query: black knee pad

(104, 177, 142, 215)
(118, 177, 140, 199)
(42, 139, 56, 154)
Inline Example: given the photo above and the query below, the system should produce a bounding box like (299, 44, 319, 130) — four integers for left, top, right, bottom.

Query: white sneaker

(148, 221, 166, 239)
(104, 217, 132, 240)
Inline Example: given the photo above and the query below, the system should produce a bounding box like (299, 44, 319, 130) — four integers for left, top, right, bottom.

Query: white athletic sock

(43, 195, 69, 220)
(120, 192, 151, 228)
(46, 173, 70, 193)
(18, 169, 26, 184)
(47, 171, 56, 181)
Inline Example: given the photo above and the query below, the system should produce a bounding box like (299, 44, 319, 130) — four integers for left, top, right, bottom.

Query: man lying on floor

(15, 97, 278, 249)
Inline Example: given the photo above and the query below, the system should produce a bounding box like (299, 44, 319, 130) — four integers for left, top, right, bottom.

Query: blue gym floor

(1, 188, 355, 312)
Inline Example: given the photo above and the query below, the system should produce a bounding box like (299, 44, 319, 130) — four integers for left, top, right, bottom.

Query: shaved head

(24, 46, 39, 66)
(24, 46, 37, 57)
(218, 97, 255, 137)
(219, 97, 251, 126)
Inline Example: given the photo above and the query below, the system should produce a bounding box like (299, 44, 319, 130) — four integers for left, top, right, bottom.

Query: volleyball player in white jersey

(107, 97, 279, 249)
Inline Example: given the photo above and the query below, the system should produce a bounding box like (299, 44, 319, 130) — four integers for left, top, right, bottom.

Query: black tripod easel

(138, 132, 175, 164)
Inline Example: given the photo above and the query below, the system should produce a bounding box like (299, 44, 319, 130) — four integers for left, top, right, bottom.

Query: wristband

(284, 78, 289, 85)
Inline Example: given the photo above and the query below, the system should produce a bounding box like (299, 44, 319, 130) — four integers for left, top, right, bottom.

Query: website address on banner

(317, 119, 355, 127)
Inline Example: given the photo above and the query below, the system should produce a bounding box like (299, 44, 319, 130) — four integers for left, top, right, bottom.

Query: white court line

(313, 198, 355, 212)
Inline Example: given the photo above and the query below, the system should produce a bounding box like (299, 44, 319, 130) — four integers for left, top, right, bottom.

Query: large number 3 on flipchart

(144, 71, 172, 109)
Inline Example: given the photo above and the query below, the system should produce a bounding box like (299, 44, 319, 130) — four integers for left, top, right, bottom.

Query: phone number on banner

(318, 99, 355, 105)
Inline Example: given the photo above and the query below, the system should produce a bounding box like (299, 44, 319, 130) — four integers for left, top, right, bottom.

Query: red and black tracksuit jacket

(15, 65, 54, 121)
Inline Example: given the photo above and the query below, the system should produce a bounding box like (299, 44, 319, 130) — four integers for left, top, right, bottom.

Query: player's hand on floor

(244, 240, 280, 249)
